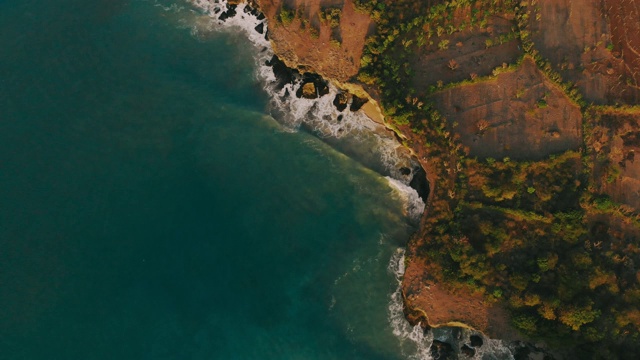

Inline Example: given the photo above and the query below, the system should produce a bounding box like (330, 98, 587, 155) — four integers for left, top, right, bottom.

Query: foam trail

(187, 0, 425, 216)
(386, 177, 426, 223)
(184, 2, 516, 359)
(387, 248, 434, 360)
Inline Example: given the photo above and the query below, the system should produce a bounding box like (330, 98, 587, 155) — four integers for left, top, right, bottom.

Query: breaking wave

(387, 248, 434, 359)
(186, 0, 426, 217)
(386, 177, 426, 223)
(387, 248, 516, 360)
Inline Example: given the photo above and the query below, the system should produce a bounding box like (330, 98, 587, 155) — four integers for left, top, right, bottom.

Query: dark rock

(264, 28, 269, 41)
(257, 12, 265, 20)
(461, 344, 476, 358)
(299, 82, 317, 99)
(218, 4, 237, 22)
(510, 341, 558, 360)
(349, 95, 368, 111)
(266, 55, 298, 90)
(470, 335, 483, 348)
(430, 340, 455, 360)
(333, 92, 350, 112)
(337, 114, 343, 121)
(254, 22, 264, 34)
(214, 7, 221, 14)
(400, 167, 412, 176)
(409, 165, 430, 203)
(295, 73, 329, 99)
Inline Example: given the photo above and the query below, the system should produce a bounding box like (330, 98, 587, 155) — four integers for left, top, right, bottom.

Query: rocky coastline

(197, 0, 565, 359)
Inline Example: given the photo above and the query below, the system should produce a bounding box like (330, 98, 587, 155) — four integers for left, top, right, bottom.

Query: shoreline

(196, 0, 467, 333)
(189, 1, 529, 358)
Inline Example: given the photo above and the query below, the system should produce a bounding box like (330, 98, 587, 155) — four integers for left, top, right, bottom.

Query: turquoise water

(0, 1, 419, 358)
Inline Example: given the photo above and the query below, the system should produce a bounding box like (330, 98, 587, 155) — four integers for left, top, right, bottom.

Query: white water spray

(187, 0, 426, 211)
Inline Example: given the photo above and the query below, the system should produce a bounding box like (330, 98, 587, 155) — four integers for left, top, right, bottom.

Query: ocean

(0, 0, 435, 358)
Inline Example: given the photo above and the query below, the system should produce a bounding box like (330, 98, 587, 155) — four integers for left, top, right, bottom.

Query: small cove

(0, 0, 428, 358)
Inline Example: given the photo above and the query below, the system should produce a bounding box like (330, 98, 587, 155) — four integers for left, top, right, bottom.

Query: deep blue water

(0, 1, 417, 358)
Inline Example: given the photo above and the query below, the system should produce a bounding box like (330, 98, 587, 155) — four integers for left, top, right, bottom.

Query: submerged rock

(254, 22, 264, 34)
(295, 73, 329, 99)
(461, 344, 476, 358)
(300, 82, 316, 99)
(430, 340, 455, 360)
(333, 92, 350, 112)
(266, 55, 298, 90)
(470, 334, 483, 348)
(218, 4, 237, 21)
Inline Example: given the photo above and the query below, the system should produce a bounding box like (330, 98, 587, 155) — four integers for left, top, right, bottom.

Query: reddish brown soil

(432, 57, 583, 160)
(528, 0, 639, 104)
(605, 0, 640, 103)
(257, 0, 372, 82)
(411, 14, 521, 93)
(592, 111, 640, 209)
(402, 254, 519, 340)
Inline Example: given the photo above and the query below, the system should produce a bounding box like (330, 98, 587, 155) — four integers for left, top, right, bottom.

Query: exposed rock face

(409, 165, 430, 202)
(430, 340, 455, 360)
(460, 344, 475, 358)
(349, 94, 368, 112)
(295, 73, 329, 99)
(254, 22, 264, 34)
(265, 55, 297, 90)
(218, 3, 237, 21)
(469, 334, 483, 348)
(333, 92, 350, 112)
(256, 0, 372, 82)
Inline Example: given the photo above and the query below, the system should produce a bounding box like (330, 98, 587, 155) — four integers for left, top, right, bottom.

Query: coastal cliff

(233, 0, 640, 358)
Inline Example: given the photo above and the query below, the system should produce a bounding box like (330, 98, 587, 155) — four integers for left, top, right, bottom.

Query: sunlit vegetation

(350, 0, 640, 356)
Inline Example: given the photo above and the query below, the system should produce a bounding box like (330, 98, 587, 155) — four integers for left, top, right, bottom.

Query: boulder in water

(470, 335, 483, 348)
(266, 55, 298, 91)
(430, 340, 455, 360)
(295, 73, 329, 99)
(218, 4, 237, 22)
(254, 22, 264, 34)
(300, 82, 317, 99)
(461, 344, 476, 358)
(409, 165, 430, 202)
(333, 92, 350, 112)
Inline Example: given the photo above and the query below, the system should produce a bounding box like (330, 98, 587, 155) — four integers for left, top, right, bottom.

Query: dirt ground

(257, 0, 372, 82)
(592, 111, 640, 209)
(528, 0, 639, 104)
(432, 57, 583, 160)
(411, 12, 522, 94)
(605, 0, 640, 103)
(402, 254, 520, 340)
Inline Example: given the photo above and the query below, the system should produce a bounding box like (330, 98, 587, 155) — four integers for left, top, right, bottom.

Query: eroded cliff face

(256, 0, 372, 83)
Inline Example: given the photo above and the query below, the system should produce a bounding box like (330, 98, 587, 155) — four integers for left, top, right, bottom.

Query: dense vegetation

(351, 0, 640, 357)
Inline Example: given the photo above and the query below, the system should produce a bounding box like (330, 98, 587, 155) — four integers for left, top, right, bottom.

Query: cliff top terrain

(253, 0, 640, 358)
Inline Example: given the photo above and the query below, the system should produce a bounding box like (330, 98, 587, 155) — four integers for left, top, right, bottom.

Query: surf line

(188, 0, 428, 222)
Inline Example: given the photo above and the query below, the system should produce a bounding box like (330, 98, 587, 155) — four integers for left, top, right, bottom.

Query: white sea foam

(386, 177, 426, 222)
(188, 0, 425, 214)
(387, 248, 434, 360)
(387, 248, 516, 360)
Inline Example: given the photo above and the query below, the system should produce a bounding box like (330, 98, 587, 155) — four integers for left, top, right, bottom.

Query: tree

(559, 305, 600, 331)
